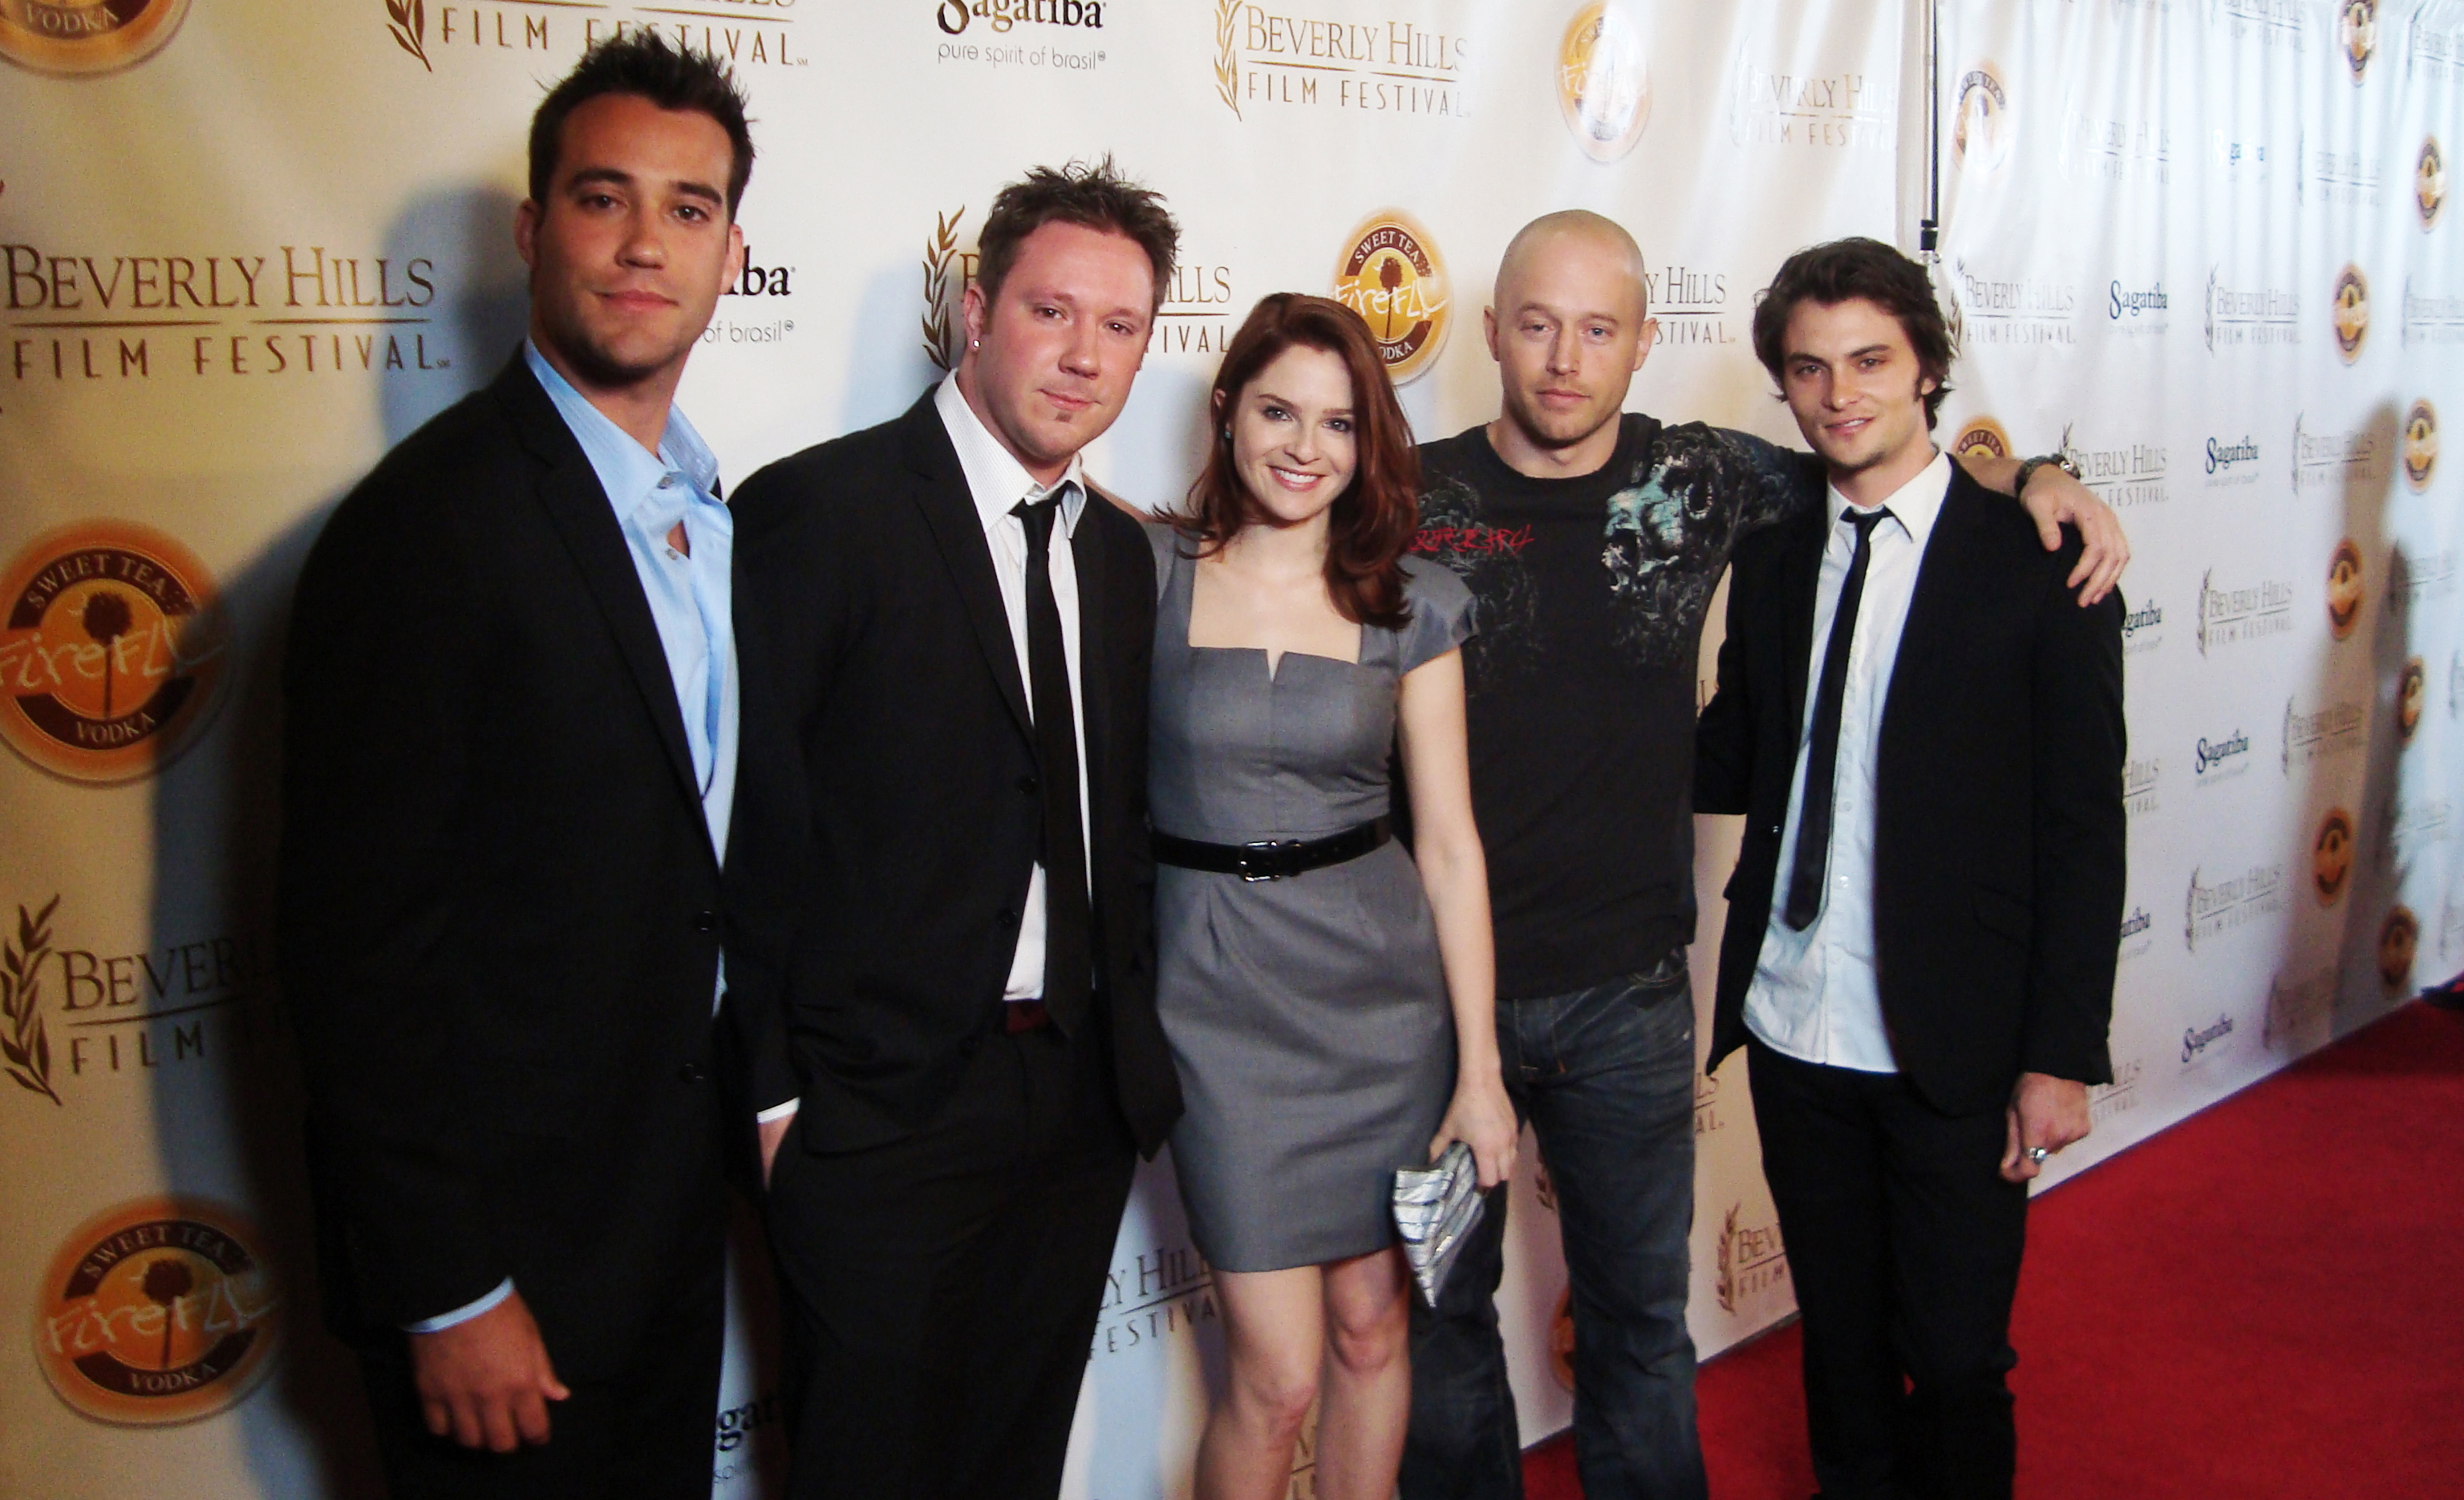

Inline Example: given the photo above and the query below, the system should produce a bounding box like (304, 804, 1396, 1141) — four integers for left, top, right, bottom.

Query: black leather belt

(1153, 817, 1392, 882)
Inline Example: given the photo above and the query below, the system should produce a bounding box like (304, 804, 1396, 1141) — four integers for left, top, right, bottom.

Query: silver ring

(2027, 1146, 2050, 1164)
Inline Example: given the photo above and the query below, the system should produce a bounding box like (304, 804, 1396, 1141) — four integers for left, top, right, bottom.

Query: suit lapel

(1778, 505, 1830, 739)
(496, 355, 713, 860)
(899, 395, 1033, 740)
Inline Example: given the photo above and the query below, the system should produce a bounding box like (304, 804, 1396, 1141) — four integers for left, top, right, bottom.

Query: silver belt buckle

(1238, 838, 1298, 882)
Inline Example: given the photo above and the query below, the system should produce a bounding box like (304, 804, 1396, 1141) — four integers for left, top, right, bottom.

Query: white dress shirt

(933, 375, 1094, 1002)
(1742, 448, 1953, 1074)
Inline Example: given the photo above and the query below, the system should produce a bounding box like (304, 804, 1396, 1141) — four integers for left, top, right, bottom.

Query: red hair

(1171, 293, 1420, 629)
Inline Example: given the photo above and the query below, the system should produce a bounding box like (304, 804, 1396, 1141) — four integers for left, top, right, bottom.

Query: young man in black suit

(1695, 238, 2126, 1500)
(726, 160, 1184, 1500)
(278, 36, 791, 1498)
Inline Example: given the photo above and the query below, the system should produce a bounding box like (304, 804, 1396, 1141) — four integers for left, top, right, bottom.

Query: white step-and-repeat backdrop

(1, 2, 2452, 1496)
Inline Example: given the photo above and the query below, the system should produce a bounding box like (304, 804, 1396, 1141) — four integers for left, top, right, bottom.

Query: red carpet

(1524, 1000, 2464, 1498)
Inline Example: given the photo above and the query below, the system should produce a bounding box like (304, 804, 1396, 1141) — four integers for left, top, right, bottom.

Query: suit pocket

(1972, 886, 2032, 946)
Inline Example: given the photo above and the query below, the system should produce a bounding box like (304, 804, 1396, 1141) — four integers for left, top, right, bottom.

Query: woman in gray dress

(1148, 293, 1518, 1500)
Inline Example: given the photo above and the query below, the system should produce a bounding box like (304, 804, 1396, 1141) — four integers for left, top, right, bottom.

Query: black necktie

(1783, 506, 1892, 931)
(1012, 495, 1093, 1032)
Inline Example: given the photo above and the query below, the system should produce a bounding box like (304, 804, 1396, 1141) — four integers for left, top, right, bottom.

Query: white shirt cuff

(403, 1277, 514, 1334)
(755, 1098, 801, 1125)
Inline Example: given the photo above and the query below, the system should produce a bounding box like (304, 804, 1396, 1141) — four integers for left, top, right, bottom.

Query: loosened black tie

(1013, 495, 1092, 1032)
(1784, 506, 1892, 931)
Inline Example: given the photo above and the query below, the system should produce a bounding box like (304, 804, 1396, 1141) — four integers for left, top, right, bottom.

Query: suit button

(678, 1062, 708, 1084)
(1019, 774, 1038, 794)
(694, 910, 718, 933)
(1769, 825, 1781, 837)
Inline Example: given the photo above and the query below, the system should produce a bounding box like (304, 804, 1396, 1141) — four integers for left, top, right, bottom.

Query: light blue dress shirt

(1742, 449, 1953, 1075)
(402, 345, 742, 1336)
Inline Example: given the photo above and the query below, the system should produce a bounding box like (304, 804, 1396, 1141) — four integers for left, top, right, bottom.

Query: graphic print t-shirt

(1413, 415, 1820, 999)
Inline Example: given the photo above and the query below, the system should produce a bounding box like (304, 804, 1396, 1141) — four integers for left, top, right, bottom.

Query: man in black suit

(278, 36, 789, 1498)
(727, 160, 1184, 1499)
(1695, 238, 2126, 1500)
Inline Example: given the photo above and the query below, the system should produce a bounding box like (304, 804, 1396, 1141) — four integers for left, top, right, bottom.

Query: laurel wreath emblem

(1214, 0, 1242, 118)
(1714, 1203, 1738, 1312)
(385, 0, 433, 72)
(921, 207, 967, 372)
(2, 897, 62, 1105)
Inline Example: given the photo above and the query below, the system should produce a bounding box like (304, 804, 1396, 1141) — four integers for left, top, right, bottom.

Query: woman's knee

(1324, 1292, 1408, 1377)
(1228, 1345, 1321, 1432)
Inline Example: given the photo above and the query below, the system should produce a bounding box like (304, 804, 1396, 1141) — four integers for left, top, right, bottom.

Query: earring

(1221, 426, 1231, 442)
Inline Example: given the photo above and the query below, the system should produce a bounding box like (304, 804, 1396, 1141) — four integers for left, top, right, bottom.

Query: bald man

(1398, 213, 2126, 1500)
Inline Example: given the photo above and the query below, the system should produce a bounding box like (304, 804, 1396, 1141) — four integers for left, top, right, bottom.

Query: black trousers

(355, 1251, 726, 1500)
(765, 1015, 1137, 1500)
(1745, 1038, 2029, 1500)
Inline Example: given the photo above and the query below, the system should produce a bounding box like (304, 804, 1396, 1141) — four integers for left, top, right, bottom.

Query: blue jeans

(1401, 957, 1708, 1500)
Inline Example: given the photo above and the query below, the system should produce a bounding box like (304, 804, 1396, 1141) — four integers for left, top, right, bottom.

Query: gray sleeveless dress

(1145, 522, 1477, 1271)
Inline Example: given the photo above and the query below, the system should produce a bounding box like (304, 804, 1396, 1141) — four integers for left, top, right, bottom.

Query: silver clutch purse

(1392, 1141, 1486, 1307)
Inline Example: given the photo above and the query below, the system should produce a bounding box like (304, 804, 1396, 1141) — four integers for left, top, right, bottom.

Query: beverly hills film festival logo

(1331, 211, 1450, 384)
(2331, 264, 2369, 362)
(0, 0, 188, 76)
(1714, 1202, 1789, 1316)
(916, 205, 1238, 371)
(1557, 2, 1651, 163)
(380, 0, 804, 74)
(2, 895, 263, 1107)
(2424, 138, 2449, 229)
(0, 521, 226, 784)
(33, 1198, 282, 1426)
(1209, 2, 1469, 123)
(2405, 399, 2438, 491)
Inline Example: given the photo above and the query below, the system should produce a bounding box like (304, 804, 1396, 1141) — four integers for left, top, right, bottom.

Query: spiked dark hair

(1751, 236, 1956, 428)
(528, 32, 755, 216)
(973, 156, 1179, 313)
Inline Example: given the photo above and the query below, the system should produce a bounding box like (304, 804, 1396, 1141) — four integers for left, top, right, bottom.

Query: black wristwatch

(2014, 452, 2081, 493)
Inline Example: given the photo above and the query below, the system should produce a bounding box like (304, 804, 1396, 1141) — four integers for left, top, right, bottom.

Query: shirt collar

(524, 340, 719, 509)
(934, 374, 1088, 538)
(1829, 446, 1951, 552)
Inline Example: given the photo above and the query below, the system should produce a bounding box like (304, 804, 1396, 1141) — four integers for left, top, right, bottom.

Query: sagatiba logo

(937, 0, 1104, 34)
(2421, 138, 2449, 228)
(2107, 278, 2169, 334)
(1727, 43, 1891, 151)
(2405, 400, 2438, 490)
(1211, 4, 1470, 121)
(2197, 567, 2294, 655)
(2122, 598, 2163, 656)
(1557, 2, 1649, 162)
(2340, 0, 2376, 80)
(1332, 211, 1449, 383)
(0, 0, 188, 76)
(2205, 434, 2259, 488)
(2331, 264, 2369, 362)
(0, 521, 225, 784)
(33, 1198, 281, 1425)
(1950, 416, 2011, 462)
(2326, 539, 2365, 639)
(2181, 1013, 2235, 1064)
(381, 1, 805, 75)
(6, 241, 455, 387)
(2291, 412, 2384, 493)
(2194, 728, 2251, 784)
(934, 0, 1105, 78)
(2204, 266, 2300, 351)
(1713, 1203, 1787, 1315)
(2313, 808, 2355, 903)
(2118, 905, 2154, 963)
(1952, 62, 2010, 177)
(917, 205, 1238, 370)
(2284, 694, 2365, 772)
(2186, 862, 2286, 950)
(2378, 905, 2417, 991)
(1, 896, 261, 1105)
(2399, 655, 2426, 741)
